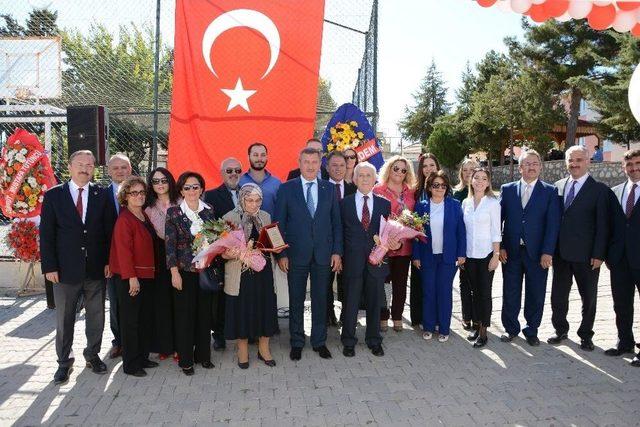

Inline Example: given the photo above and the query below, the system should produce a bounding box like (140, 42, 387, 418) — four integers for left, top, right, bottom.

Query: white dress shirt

(329, 178, 345, 199)
(462, 195, 502, 258)
(621, 179, 640, 210)
(300, 176, 319, 208)
(355, 190, 374, 221)
(429, 199, 445, 255)
(69, 180, 89, 223)
(563, 173, 589, 205)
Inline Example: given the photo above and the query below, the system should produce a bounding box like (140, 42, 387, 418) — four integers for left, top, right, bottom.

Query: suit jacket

(274, 178, 343, 265)
(164, 204, 216, 272)
(555, 176, 609, 263)
(500, 180, 560, 260)
(40, 182, 115, 285)
(341, 194, 391, 278)
(412, 197, 466, 265)
(204, 184, 236, 219)
(286, 166, 329, 181)
(105, 182, 119, 221)
(607, 182, 640, 266)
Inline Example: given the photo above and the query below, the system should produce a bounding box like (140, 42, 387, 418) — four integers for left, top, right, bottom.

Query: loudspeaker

(67, 105, 108, 165)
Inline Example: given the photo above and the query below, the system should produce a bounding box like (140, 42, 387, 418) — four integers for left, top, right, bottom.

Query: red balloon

(587, 4, 616, 30)
(632, 23, 640, 37)
(543, 0, 570, 18)
(529, 4, 550, 22)
(477, 0, 498, 7)
(617, 2, 640, 12)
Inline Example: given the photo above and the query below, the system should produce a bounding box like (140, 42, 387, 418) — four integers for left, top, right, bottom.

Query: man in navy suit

(40, 150, 115, 385)
(340, 162, 398, 357)
(499, 150, 560, 346)
(274, 147, 343, 361)
(605, 149, 640, 367)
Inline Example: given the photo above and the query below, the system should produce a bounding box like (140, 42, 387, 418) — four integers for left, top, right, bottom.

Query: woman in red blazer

(109, 176, 158, 377)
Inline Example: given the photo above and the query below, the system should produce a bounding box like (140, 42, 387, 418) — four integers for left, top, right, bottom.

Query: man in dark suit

(499, 150, 560, 346)
(325, 151, 357, 326)
(204, 157, 242, 351)
(605, 149, 640, 367)
(40, 150, 115, 385)
(548, 145, 609, 351)
(104, 153, 132, 359)
(274, 147, 343, 360)
(341, 162, 398, 357)
(286, 138, 329, 181)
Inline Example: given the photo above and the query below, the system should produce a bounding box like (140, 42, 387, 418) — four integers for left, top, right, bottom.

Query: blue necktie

(306, 182, 316, 217)
(565, 180, 577, 211)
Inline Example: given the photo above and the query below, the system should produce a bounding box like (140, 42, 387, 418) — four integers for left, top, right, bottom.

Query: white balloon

(511, 0, 532, 14)
(568, 1, 593, 19)
(555, 11, 572, 22)
(593, 1, 611, 7)
(496, 0, 513, 13)
(613, 11, 636, 32)
(629, 62, 640, 125)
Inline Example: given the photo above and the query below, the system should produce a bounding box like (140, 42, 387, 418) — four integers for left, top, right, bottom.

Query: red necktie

(76, 187, 84, 220)
(362, 195, 370, 230)
(626, 184, 637, 218)
(335, 183, 342, 200)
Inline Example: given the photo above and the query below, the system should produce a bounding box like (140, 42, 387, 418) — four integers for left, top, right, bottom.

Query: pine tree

(25, 8, 59, 36)
(455, 61, 476, 119)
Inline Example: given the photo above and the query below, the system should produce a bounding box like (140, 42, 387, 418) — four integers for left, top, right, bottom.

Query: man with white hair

(548, 145, 609, 351)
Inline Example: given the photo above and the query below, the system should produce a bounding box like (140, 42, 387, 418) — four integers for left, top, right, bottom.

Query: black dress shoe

(108, 345, 122, 359)
(257, 352, 276, 367)
(213, 339, 226, 351)
(86, 357, 107, 374)
(462, 321, 473, 331)
(238, 361, 249, 369)
(143, 360, 159, 368)
(313, 345, 332, 359)
(604, 347, 633, 356)
(500, 333, 516, 343)
(631, 356, 640, 367)
(547, 333, 568, 345)
(129, 369, 147, 377)
(290, 347, 302, 361)
(473, 336, 488, 348)
(182, 366, 195, 376)
(200, 361, 214, 369)
(343, 346, 355, 357)
(370, 345, 384, 357)
(525, 336, 540, 346)
(580, 339, 595, 351)
(53, 367, 72, 385)
(467, 329, 479, 341)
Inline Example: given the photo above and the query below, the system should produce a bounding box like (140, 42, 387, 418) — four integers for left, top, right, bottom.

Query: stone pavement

(0, 265, 638, 426)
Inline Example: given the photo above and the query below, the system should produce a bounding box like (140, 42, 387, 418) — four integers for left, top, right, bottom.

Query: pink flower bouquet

(192, 229, 266, 272)
(368, 216, 427, 266)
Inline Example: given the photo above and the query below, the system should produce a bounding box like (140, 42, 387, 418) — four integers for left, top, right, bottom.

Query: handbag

(199, 264, 223, 292)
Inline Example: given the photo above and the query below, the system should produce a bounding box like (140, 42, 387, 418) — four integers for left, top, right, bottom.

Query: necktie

(626, 184, 637, 218)
(564, 180, 577, 211)
(335, 183, 342, 200)
(361, 195, 370, 230)
(76, 187, 84, 221)
(521, 184, 531, 209)
(306, 182, 316, 217)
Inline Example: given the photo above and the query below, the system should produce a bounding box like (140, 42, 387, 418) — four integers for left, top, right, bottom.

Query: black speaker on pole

(67, 105, 109, 165)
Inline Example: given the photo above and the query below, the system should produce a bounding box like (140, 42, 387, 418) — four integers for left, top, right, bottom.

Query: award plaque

(258, 222, 289, 252)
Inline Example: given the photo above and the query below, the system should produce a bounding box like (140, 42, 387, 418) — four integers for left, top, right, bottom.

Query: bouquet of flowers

(192, 219, 266, 272)
(368, 215, 427, 266)
(0, 128, 56, 219)
(394, 209, 429, 243)
(327, 121, 366, 153)
(5, 220, 40, 262)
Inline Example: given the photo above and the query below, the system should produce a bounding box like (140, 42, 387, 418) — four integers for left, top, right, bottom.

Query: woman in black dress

(222, 183, 278, 369)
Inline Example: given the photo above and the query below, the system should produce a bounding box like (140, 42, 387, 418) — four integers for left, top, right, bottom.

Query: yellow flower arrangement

(327, 120, 366, 153)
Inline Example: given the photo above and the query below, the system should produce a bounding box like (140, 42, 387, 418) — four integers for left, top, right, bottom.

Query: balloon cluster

(477, 0, 640, 36)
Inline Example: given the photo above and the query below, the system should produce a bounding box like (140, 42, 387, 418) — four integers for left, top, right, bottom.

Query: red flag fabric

(168, 0, 326, 189)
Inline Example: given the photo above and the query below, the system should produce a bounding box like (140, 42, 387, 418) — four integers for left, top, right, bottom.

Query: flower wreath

(327, 120, 366, 153)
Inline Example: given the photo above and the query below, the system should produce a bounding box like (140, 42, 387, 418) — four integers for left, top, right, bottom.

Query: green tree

(315, 77, 337, 136)
(456, 61, 476, 119)
(25, 8, 59, 36)
(425, 114, 468, 169)
(0, 14, 25, 36)
(399, 60, 450, 145)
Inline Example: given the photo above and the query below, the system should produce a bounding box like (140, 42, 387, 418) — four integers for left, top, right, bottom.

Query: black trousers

(327, 271, 345, 319)
(115, 275, 152, 374)
(609, 256, 640, 350)
(409, 265, 422, 325)
(465, 254, 495, 327)
(551, 256, 599, 340)
(341, 270, 384, 348)
(458, 265, 474, 323)
(173, 271, 212, 368)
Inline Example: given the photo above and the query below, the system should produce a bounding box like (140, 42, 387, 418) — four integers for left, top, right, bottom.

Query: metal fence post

(372, 0, 378, 134)
(150, 0, 162, 174)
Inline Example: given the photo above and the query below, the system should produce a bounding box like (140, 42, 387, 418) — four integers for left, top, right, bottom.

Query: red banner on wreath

(0, 128, 57, 219)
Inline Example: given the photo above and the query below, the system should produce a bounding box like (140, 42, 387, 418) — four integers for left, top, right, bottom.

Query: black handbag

(199, 264, 223, 292)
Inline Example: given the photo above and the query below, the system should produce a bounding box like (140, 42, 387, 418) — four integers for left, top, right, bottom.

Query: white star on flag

(221, 78, 256, 112)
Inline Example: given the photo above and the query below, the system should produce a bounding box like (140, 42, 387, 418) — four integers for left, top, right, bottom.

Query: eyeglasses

(182, 184, 201, 191)
(344, 155, 357, 160)
(151, 178, 168, 185)
(393, 166, 407, 174)
(225, 168, 242, 175)
(430, 183, 447, 189)
(127, 190, 146, 197)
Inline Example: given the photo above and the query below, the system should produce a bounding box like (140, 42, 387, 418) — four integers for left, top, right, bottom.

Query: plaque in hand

(257, 222, 289, 252)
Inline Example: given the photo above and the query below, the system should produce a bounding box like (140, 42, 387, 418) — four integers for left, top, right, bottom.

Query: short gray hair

(518, 149, 541, 164)
(565, 145, 589, 159)
(353, 161, 377, 179)
(108, 152, 131, 165)
(68, 150, 95, 164)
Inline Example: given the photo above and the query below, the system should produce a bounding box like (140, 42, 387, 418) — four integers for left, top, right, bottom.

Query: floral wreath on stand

(327, 121, 366, 153)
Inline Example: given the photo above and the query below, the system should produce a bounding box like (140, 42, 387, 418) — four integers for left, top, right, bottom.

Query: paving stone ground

(0, 265, 638, 426)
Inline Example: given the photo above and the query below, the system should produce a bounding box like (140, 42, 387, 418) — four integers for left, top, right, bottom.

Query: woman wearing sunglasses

(412, 171, 466, 343)
(373, 155, 417, 332)
(144, 167, 180, 362)
(343, 148, 358, 184)
(165, 171, 215, 375)
(109, 176, 158, 377)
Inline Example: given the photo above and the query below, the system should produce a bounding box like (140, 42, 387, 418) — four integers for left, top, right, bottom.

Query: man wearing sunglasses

(204, 157, 243, 351)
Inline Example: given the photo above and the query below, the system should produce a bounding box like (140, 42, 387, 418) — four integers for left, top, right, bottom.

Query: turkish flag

(168, 0, 326, 189)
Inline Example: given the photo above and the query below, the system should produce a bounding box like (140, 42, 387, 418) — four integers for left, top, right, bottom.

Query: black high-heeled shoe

(257, 352, 276, 367)
(238, 361, 249, 369)
(201, 361, 214, 369)
(182, 366, 195, 376)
